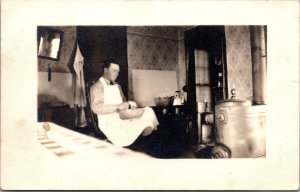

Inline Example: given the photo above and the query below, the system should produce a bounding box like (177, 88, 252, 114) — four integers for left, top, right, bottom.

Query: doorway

(184, 26, 228, 145)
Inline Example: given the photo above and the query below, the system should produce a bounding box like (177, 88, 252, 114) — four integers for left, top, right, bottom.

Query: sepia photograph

(1, 0, 299, 190)
(37, 25, 267, 159)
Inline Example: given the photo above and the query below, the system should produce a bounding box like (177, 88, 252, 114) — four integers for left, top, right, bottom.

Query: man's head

(102, 59, 120, 82)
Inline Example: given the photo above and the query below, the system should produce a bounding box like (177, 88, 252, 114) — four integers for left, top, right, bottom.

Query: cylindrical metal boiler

(213, 99, 266, 158)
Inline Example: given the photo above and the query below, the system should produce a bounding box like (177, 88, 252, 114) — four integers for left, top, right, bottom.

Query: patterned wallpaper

(38, 26, 77, 73)
(37, 26, 253, 104)
(225, 26, 253, 101)
(127, 26, 181, 99)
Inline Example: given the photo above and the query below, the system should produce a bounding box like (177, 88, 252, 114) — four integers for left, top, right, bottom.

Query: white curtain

(73, 43, 87, 127)
(194, 49, 211, 103)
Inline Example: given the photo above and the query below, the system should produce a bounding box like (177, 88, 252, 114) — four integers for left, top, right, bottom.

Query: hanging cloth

(73, 43, 87, 127)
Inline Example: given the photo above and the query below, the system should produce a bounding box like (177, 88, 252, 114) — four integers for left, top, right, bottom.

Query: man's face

(104, 63, 120, 82)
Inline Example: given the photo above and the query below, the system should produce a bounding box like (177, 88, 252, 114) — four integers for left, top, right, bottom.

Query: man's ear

(103, 68, 108, 74)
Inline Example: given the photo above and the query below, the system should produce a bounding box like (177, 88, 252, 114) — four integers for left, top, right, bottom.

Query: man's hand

(128, 101, 138, 109)
(117, 102, 130, 111)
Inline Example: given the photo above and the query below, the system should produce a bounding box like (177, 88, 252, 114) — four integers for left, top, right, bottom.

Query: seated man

(90, 59, 159, 147)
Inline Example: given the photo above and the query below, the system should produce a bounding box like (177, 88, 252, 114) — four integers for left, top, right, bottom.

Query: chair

(85, 82, 107, 140)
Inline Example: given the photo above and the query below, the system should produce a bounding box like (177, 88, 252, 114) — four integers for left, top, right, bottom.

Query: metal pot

(213, 99, 266, 158)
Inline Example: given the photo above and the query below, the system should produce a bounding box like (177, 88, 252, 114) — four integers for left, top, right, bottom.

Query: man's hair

(102, 59, 119, 70)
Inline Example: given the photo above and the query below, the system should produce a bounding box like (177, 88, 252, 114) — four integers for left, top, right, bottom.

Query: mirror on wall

(37, 27, 63, 61)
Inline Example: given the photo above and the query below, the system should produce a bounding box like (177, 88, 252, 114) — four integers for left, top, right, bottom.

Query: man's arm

(117, 84, 139, 108)
(90, 82, 129, 114)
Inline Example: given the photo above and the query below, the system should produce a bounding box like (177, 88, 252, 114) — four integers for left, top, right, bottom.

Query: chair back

(85, 81, 107, 139)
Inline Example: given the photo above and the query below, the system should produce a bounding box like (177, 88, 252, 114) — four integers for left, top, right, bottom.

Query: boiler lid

(216, 99, 252, 107)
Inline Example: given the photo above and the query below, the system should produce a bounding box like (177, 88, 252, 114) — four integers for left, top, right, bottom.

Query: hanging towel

(73, 43, 87, 107)
(73, 43, 87, 127)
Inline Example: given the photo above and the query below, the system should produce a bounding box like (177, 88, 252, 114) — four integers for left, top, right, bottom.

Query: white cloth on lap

(97, 77, 158, 147)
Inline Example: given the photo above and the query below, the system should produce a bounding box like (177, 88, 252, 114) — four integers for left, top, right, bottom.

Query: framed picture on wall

(37, 27, 63, 61)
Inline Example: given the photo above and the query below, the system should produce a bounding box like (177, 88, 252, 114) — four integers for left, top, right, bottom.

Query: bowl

(118, 108, 144, 120)
(154, 96, 174, 107)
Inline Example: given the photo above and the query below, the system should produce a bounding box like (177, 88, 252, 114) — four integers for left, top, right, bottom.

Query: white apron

(97, 77, 159, 147)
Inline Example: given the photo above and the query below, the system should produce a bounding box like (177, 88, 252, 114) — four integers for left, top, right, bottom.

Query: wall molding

(127, 31, 179, 41)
